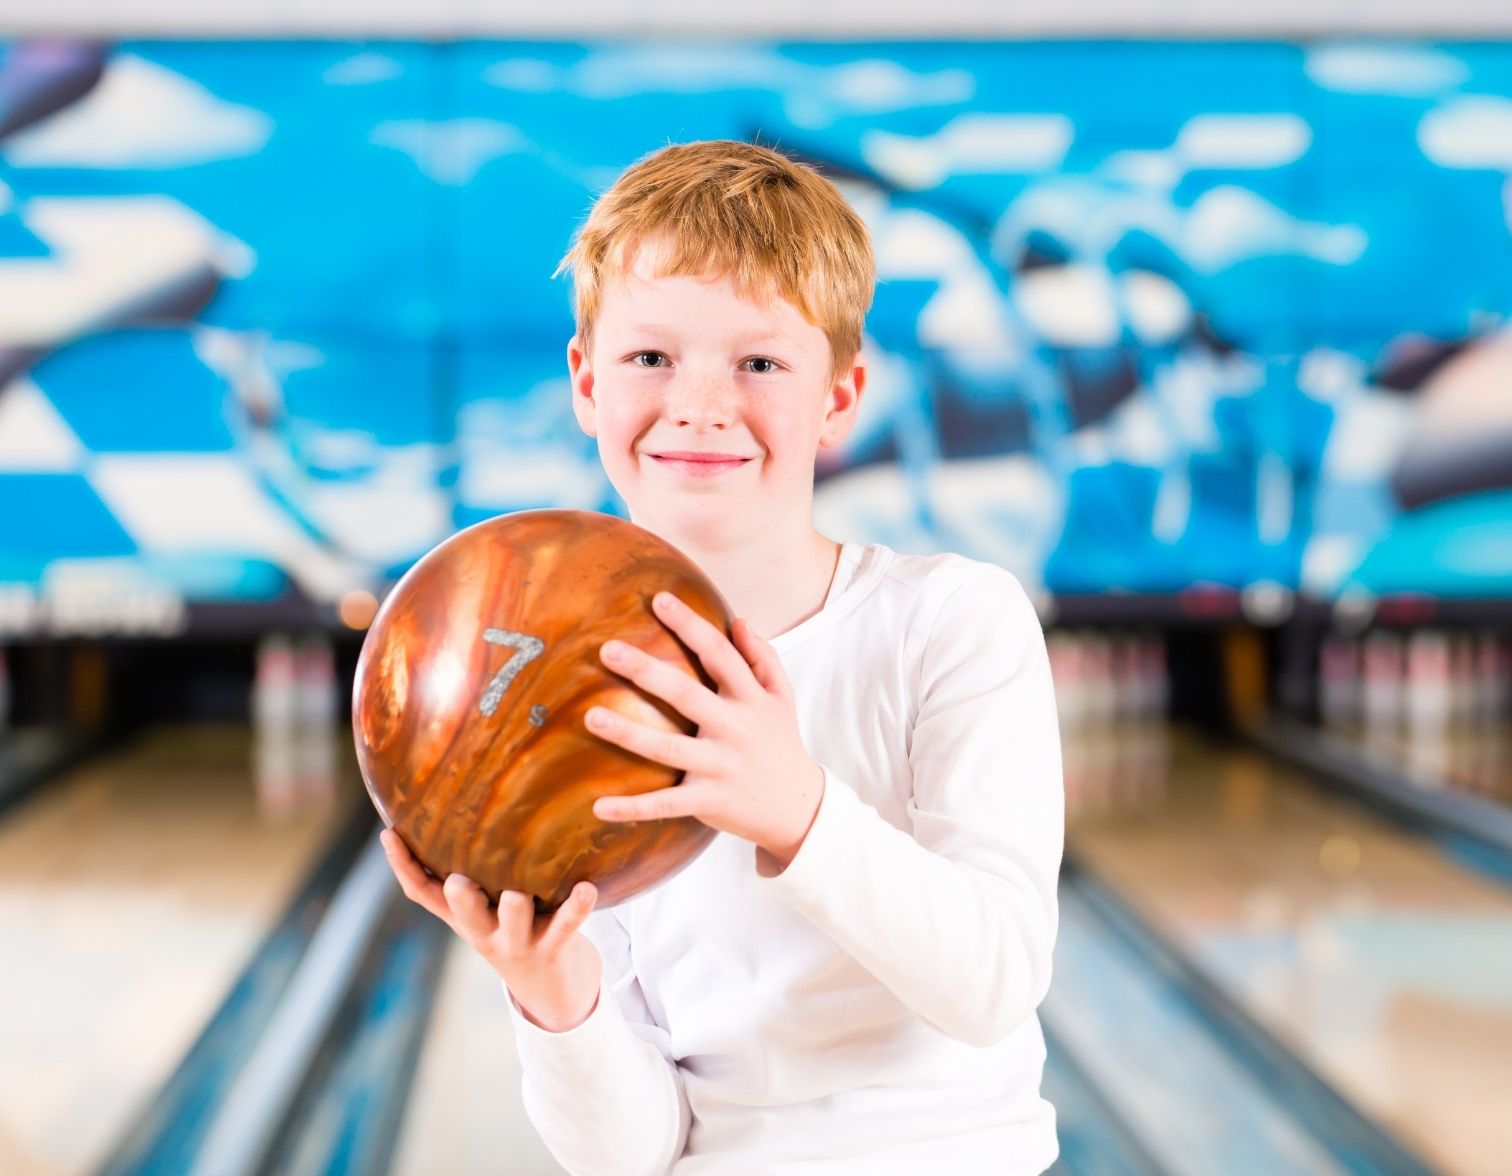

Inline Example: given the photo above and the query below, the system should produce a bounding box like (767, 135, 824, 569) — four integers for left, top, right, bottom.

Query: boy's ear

(818, 352, 866, 450)
(567, 334, 597, 438)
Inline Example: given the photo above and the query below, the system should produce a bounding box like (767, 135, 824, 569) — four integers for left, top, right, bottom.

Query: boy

(380, 139, 1065, 1173)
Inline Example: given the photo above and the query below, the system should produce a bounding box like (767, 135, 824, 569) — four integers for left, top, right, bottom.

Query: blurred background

(2, 3, 1510, 1175)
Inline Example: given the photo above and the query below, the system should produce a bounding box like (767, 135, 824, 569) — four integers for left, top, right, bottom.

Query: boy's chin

(630, 497, 758, 542)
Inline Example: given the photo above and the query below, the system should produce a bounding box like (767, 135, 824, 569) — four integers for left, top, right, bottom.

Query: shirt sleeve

(504, 904, 691, 1175)
(757, 564, 1064, 1048)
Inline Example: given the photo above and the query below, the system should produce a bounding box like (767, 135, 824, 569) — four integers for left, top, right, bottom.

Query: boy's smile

(646, 452, 754, 477)
(567, 246, 864, 545)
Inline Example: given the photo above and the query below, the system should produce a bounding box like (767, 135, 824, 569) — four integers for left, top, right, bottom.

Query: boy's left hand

(586, 590, 824, 873)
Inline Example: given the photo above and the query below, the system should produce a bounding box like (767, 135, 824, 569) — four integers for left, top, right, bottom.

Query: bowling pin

(1049, 631, 1089, 821)
(294, 633, 340, 809)
(1474, 630, 1510, 725)
(1109, 634, 1140, 725)
(1048, 632, 1085, 733)
(1134, 632, 1169, 721)
(253, 633, 299, 818)
(1405, 630, 1451, 736)
(1361, 631, 1404, 733)
(1318, 634, 1359, 729)
(1082, 633, 1115, 729)
(253, 633, 299, 736)
(295, 632, 338, 730)
(1447, 631, 1475, 730)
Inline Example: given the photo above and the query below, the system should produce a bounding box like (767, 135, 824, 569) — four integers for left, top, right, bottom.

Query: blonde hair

(557, 140, 875, 376)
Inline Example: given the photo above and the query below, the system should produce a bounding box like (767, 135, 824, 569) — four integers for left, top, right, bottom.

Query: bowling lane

(1065, 722, 1512, 1176)
(1324, 720, 1512, 805)
(390, 940, 567, 1175)
(0, 723, 356, 1176)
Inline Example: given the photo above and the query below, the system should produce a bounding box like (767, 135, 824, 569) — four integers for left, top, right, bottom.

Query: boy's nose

(663, 373, 737, 426)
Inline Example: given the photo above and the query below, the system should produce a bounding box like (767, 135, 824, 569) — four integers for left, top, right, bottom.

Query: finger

(651, 592, 758, 698)
(380, 830, 458, 929)
(492, 890, 539, 954)
(600, 638, 723, 728)
(538, 880, 599, 954)
(594, 781, 708, 824)
(584, 705, 716, 772)
(731, 618, 788, 696)
(443, 872, 499, 944)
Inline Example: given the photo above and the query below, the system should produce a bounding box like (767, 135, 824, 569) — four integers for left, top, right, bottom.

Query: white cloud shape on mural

(1306, 45, 1468, 96)
(868, 207, 1016, 353)
(1173, 114, 1312, 169)
(1122, 271, 1192, 344)
(1100, 115, 1309, 192)
(324, 52, 404, 86)
(482, 48, 972, 129)
(372, 119, 527, 185)
(1183, 187, 1366, 271)
(822, 59, 973, 113)
(1102, 150, 1186, 189)
(996, 177, 1365, 274)
(1419, 96, 1512, 169)
(862, 114, 1073, 190)
(870, 206, 973, 276)
(487, 59, 559, 92)
(1013, 264, 1121, 348)
(4, 54, 272, 168)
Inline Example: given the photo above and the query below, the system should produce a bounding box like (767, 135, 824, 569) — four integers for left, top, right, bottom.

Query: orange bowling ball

(352, 509, 733, 913)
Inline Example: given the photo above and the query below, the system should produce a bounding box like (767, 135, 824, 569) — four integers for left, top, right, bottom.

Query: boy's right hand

(379, 827, 603, 1032)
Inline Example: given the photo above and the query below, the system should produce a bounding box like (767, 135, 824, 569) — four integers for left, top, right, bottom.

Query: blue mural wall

(1, 39, 1510, 633)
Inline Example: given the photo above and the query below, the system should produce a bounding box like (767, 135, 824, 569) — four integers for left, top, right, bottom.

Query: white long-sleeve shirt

(506, 541, 1065, 1174)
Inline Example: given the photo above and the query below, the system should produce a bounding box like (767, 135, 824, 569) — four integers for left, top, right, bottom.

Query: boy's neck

(649, 523, 842, 643)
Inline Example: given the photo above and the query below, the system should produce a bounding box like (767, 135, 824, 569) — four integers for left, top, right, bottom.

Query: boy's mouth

(646, 452, 754, 478)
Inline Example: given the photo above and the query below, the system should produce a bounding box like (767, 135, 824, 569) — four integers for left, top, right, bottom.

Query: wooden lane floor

(0, 723, 357, 1176)
(1065, 722, 1512, 1176)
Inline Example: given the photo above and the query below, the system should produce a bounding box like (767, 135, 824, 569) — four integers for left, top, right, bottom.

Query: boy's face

(567, 249, 865, 548)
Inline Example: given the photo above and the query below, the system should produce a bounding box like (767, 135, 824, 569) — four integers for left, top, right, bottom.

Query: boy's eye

(630, 351, 668, 368)
(743, 357, 781, 374)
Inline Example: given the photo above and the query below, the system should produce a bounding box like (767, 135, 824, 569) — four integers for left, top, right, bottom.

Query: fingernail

(587, 708, 609, 730)
(601, 640, 627, 662)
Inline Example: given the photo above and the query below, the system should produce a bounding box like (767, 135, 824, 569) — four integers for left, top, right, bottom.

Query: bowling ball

(353, 509, 733, 914)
